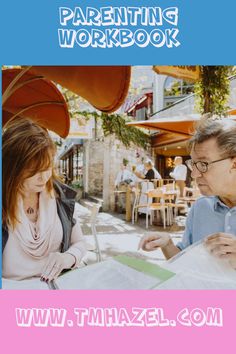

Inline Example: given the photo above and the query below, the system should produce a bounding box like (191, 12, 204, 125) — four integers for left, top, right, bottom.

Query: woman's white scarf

(12, 190, 58, 259)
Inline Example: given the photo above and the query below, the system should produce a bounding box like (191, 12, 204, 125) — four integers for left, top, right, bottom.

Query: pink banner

(0, 290, 235, 354)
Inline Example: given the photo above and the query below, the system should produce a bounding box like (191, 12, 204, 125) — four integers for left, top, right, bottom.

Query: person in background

(134, 154, 145, 176)
(139, 118, 236, 269)
(153, 164, 162, 180)
(170, 156, 187, 197)
(135, 160, 161, 181)
(115, 162, 135, 212)
(2, 118, 86, 283)
(115, 163, 135, 188)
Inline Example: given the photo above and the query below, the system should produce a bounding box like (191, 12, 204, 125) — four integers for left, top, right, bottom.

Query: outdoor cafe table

(114, 186, 133, 222)
(4, 243, 235, 289)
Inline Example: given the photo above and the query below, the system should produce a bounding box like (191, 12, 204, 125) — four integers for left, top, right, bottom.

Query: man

(139, 118, 236, 269)
(169, 156, 187, 197)
(115, 163, 135, 188)
(115, 163, 135, 212)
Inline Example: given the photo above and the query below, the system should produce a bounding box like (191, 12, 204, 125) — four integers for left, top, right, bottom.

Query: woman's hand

(41, 252, 76, 282)
(138, 233, 171, 251)
(205, 233, 236, 269)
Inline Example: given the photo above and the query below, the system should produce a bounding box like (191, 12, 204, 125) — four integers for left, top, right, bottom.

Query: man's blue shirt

(177, 196, 236, 250)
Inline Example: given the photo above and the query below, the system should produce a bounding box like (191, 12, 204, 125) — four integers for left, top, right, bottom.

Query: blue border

(1, 0, 236, 65)
(0, 69, 2, 287)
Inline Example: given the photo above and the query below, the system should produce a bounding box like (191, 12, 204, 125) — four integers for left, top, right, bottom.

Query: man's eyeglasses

(185, 157, 233, 173)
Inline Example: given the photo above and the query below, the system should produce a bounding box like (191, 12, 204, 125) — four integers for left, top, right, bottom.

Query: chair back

(147, 188, 165, 201)
(90, 204, 101, 225)
(89, 204, 102, 262)
(163, 182, 176, 192)
(140, 180, 154, 192)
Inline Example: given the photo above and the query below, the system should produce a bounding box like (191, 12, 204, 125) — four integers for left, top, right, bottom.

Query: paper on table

(1, 256, 175, 290)
(155, 271, 236, 289)
(2, 277, 49, 290)
(56, 256, 175, 290)
(155, 241, 236, 289)
(0, 256, 174, 290)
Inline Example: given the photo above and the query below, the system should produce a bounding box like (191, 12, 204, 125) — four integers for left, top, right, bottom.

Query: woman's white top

(2, 190, 86, 280)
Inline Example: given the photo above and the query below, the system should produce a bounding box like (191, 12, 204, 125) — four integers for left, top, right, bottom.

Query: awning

(59, 139, 83, 159)
(126, 116, 200, 136)
(123, 94, 147, 113)
(2, 68, 70, 138)
(153, 66, 201, 82)
(229, 108, 236, 115)
(126, 115, 236, 147)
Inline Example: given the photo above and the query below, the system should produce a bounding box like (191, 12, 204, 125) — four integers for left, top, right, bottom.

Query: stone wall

(84, 139, 104, 196)
(84, 127, 152, 211)
(102, 136, 152, 211)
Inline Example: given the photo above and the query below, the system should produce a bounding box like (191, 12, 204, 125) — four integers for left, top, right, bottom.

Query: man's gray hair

(188, 117, 236, 157)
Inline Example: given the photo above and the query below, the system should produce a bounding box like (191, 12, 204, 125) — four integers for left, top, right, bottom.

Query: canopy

(126, 116, 200, 136)
(153, 66, 201, 82)
(2, 68, 70, 138)
(127, 115, 236, 147)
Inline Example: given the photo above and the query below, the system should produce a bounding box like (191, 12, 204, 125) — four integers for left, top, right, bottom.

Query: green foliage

(194, 66, 233, 116)
(76, 111, 150, 149)
(54, 139, 63, 147)
(70, 180, 83, 189)
(164, 79, 194, 97)
(60, 86, 150, 150)
(123, 158, 129, 166)
(100, 113, 150, 149)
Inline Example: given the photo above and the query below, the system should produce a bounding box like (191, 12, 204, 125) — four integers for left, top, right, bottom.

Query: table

(4, 245, 235, 290)
(114, 186, 133, 221)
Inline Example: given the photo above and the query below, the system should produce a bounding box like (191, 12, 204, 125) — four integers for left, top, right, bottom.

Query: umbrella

(3, 65, 131, 138)
(2, 68, 70, 138)
(28, 66, 131, 113)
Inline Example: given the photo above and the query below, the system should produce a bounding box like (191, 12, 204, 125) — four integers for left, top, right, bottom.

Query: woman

(2, 118, 86, 282)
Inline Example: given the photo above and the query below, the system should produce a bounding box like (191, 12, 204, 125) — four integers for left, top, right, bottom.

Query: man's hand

(138, 233, 171, 251)
(205, 233, 236, 269)
(41, 252, 76, 282)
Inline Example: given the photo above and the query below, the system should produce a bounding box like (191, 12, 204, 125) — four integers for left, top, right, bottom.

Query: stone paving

(76, 201, 186, 267)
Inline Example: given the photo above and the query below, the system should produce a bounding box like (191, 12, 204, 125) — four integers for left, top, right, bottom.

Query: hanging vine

(59, 87, 149, 149)
(100, 113, 150, 149)
(75, 111, 150, 149)
(194, 66, 234, 116)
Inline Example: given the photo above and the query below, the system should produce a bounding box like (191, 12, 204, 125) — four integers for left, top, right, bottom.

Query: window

(163, 77, 194, 107)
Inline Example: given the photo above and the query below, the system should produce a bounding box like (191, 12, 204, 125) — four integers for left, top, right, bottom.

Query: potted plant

(123, 158, 129, 166)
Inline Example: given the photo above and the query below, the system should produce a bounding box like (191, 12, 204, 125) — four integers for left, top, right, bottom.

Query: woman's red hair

(2, 118, 58, 229)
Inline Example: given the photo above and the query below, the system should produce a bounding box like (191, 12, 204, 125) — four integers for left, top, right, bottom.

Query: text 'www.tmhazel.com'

(15, 307, 223, 327)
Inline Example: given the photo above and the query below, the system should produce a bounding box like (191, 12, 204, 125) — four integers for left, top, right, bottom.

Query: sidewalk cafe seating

(133, 184, 180, 228)
(178, 186, 201, 207)
(160, 183, 187, 222)
(132, 181, 154, 224)
(114, 185, 133, 222)
(150, 178, 175, 189)
(145, 189, 170, 229)
(132, 188, 147, 224)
